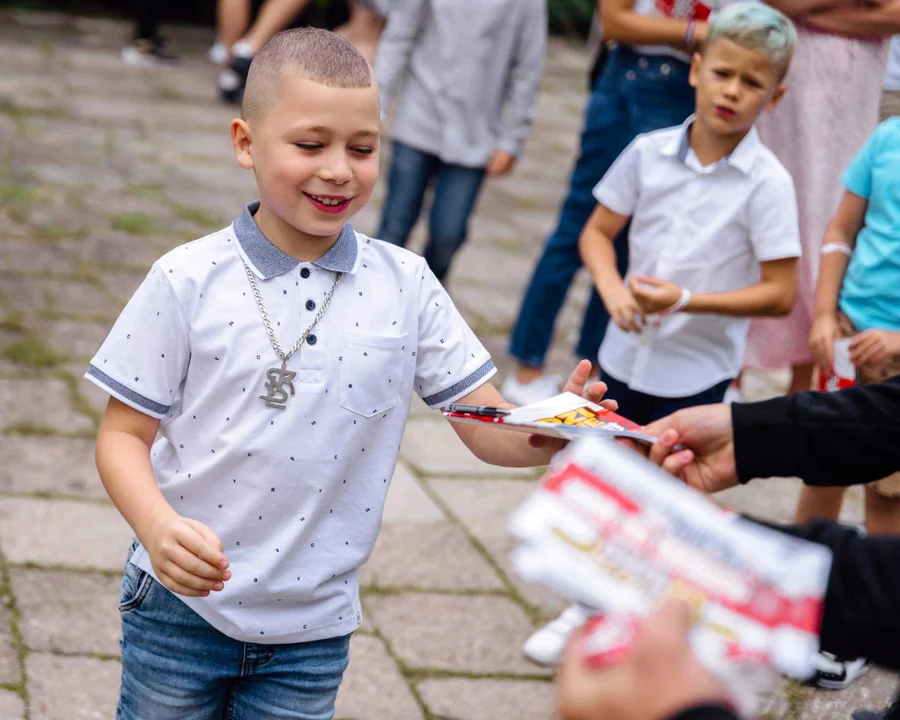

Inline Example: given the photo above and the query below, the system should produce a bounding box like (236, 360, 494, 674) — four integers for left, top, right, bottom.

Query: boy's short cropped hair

(706, 1, 797, 77)
(243, 27, 373, 124)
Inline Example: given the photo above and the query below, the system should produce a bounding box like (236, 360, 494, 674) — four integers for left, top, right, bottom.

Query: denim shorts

(117, 541, 351, 719)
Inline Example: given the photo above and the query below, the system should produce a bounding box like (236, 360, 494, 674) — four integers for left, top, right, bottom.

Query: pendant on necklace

(260, 359, 297, 410)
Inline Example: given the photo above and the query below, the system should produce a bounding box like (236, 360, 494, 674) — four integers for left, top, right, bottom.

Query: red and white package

(815, 337, 856, 392)
(509, 438, 833, 717)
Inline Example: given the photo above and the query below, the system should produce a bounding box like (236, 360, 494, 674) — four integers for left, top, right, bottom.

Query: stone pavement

(0, 10, 896, 720)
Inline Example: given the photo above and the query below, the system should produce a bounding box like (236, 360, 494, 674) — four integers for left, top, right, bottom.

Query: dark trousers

(600, 371, 732, 427)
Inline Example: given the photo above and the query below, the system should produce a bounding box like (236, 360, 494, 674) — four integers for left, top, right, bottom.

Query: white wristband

(658, 287, 692, 318)
(821, 242, 853, 257)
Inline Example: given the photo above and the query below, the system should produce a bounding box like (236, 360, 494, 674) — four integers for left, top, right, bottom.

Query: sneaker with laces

(810, 651, 869, 689)
(500, 372, 562, 407)
(121, 38, 178, 68)
(522, 604, 592, 667)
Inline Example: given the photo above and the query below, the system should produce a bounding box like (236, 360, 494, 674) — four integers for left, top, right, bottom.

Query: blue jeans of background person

(378, 140, 486, 281)
(600, 371, 732, 427)
(509, 46, 696, 368)
(117, 542, 350, 720)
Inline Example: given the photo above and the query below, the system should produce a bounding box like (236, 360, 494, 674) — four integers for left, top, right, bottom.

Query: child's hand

(809, 312, 841, 373)
(628, 276, 682, 315)
(849, 330, 900, 368)
(486, 150, 516, 176)
(603, 284, 644, 334)
(144, 515, 231, 597)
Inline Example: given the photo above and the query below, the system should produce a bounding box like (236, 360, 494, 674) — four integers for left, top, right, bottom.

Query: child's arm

(601, 0, 709, 52)
(809, 191, 868, 372)
(372, 0, 427, 111)
(96, 398, 230, 597)
(801, 0, 900, 37)
(629, 257, 798, 319)
(449, 361, 616, 467)
(579, 204, 644, 333)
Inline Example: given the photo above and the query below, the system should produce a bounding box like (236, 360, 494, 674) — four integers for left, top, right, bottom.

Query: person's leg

(424, 161, 487, 282)
(378, 141, 440, 249)
(241, 0, 313, 53)
(217, 0, 252, 62)
(134, 0, 160, 41)
(117, 548, 236, 717)
(123, 0, 178, 65)
(864, 484, 900, 535)
(335, 0, 388, 65)
(788, 362, 814, 394)
(794, 486, 847, 524)
(229, 634, 351, 719)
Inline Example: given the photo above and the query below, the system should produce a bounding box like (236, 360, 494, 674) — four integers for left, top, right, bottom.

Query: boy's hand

(629, 276, 682, 315)
(850, 329, 900, 368)
(144, 515, 231, 597)
(486, 150, 516, 176)
(809, 312, 841, 373)
(603, 284, 644, 334)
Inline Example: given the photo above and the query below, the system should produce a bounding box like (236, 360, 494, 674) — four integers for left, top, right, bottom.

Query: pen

(447, 403, 511, 418)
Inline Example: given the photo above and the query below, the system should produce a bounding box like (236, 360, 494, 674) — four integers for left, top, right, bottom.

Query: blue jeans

(600, 371, 732, 427)
(378, 140, 486, 281)
(509, 46, 696, 367)
(117, 543, 350, 719)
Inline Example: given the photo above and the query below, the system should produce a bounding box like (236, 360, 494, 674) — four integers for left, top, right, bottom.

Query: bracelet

(646, 287, 691, 326)
(821, 242, 853, 257)
(684, 20, 697, 50)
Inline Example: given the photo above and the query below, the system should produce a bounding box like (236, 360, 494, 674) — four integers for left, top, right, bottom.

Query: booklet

(443, 391, 658, 446)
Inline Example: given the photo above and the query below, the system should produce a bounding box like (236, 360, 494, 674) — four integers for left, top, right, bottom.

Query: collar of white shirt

(234, 200, 361, 279)
(659, 114, 762, 175)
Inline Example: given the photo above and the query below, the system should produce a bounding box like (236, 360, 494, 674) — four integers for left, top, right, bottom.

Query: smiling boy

(87, 28, 607, 718)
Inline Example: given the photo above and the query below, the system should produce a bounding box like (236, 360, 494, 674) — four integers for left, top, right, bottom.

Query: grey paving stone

(0, 240, 74, 274)
(0, 379, 94, 434)
(67, 366, 110, 416)
(335, 635, 423, 720)
(11, 568, 120, 656)
(400, 420, 537, 478)
(0, 436, 105, 498)
(361, 523, 504, 591)
(0, 497, 132, 571)
(382, 463, 446, 524)
(57, 234, 161, 272)
(759, 669, 899, 719)
(365, 593, 549, 676)
(0, 277, 46, 313)
(36, 318, 110, 361)
(26, 653, 120, 720)
(0, 690, 25, 720)
(42, 279, 115, 316)
(417, 678, 555, 720)
(0, 601, 21, 686)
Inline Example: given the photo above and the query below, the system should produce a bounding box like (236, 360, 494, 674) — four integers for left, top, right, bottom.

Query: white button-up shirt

(594, 118, 801, 398)
(86, 201, 495, 643)
(375, 0, 547, 167)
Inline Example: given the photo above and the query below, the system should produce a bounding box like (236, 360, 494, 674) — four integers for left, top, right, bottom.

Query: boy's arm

(809, 191, 868, 372)
(601, 0, 708, 52)
(579, 204, 643, 333)
(494, 0, 548, 163)
(372, 0, 428, 112)
(97, 398, 230, 597)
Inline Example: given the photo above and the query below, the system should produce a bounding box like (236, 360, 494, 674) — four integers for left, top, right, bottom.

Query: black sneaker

(219, 54, 253, 105)
(852, 696, 900, 720)
(810, 651, 869, 690)
(121, 37, 179, 68)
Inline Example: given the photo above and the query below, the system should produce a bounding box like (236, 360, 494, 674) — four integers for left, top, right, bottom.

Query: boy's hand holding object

(629, 276, 688, 317)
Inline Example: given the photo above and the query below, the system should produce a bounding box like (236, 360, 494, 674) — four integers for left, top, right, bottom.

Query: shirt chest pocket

(340, 332, 409, 418)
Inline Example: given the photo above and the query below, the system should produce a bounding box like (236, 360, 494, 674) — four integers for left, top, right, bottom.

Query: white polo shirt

(594, 118, 801, 398)
(86, 201, 495, 644)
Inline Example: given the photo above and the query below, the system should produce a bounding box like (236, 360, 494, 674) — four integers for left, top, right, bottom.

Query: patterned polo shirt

(86, 201, 495, 643)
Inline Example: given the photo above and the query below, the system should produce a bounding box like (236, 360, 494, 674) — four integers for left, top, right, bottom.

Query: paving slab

(0, 601, 21, 686)
(0, 690, 25, 720)
(335, 634, 423, 720)
(26, 653, 120, 720)
(11, 568, 120, 656)
(0, 436, 104, 498)
(382, 462, 446, 524)
(0, 379, 94, 434)
(417, 677, 555, 720)
(365, 593, 549, 676)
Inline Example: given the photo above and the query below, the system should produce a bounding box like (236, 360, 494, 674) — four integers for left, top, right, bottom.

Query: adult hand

(558, 599, 730, 720)
(603, 284, 644, 334)
(143, 515, 231, 597)
(629, 276, 683, 315)
(528, 359, 618, 452)
(486, 149, 516, 176)
(642, 404, 738, 494)
(849, 329, 900, 368)
(809, 312, 840, 374)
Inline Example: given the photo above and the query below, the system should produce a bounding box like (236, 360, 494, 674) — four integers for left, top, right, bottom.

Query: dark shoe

(121, 37, 178, 67)
(218, 54, 252, 105)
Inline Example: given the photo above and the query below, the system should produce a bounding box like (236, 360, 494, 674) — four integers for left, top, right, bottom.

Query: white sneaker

(208, 41, 228, 65)
(812, 651, 869, 689)
(500, 372, 562, 407)
(523, 604, 592, 667)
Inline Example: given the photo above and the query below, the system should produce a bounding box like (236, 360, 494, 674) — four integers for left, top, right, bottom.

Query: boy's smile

(232, 75, 381, 261)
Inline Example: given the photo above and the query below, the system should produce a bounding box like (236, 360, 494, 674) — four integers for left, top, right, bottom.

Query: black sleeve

(666, 705, 739, 720)
(763, 519, 900, 670)
(732, 375, 900, 486)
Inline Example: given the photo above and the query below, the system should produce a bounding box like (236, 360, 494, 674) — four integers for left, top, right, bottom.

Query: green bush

(548, 0, 596, 37)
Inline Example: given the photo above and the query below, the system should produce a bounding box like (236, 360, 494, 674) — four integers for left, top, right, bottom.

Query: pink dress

(744, 26, 889, 370)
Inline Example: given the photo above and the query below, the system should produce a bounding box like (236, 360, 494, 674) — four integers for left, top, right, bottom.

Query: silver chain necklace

(243, 262, 342, 409)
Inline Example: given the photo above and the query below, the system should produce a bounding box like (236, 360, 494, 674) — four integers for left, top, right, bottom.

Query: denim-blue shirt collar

(232, 200, 359, 279)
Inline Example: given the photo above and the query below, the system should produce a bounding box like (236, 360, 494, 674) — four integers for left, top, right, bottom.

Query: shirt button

(300, 267, 311, 279)
(307, 334, 317, 345)
(638, 57, 649, 69)
(661, 63, 672, 76)
(306, 299, 316, 311)
(625, 70, 637, 81)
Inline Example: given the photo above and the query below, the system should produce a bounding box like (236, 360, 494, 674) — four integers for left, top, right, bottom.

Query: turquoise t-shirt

(839, 117, 900, 331)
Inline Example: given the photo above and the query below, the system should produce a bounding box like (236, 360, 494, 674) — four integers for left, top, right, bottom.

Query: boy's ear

(688, 51, 702, 89)
(231, 119, 255, 170)
(766, 84, 787, 113)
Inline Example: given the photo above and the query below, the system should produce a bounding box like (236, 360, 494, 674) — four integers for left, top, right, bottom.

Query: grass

(0, 314, 27, 335)
(125, 184, 166, 202)
(2, 422, 60, 437)
(33, 222, 71, 242)
(174, 205, 224, 230)
(0, 183, 34, 205)
(110, 212, 154, 235)
(0, 336, 60, 369)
